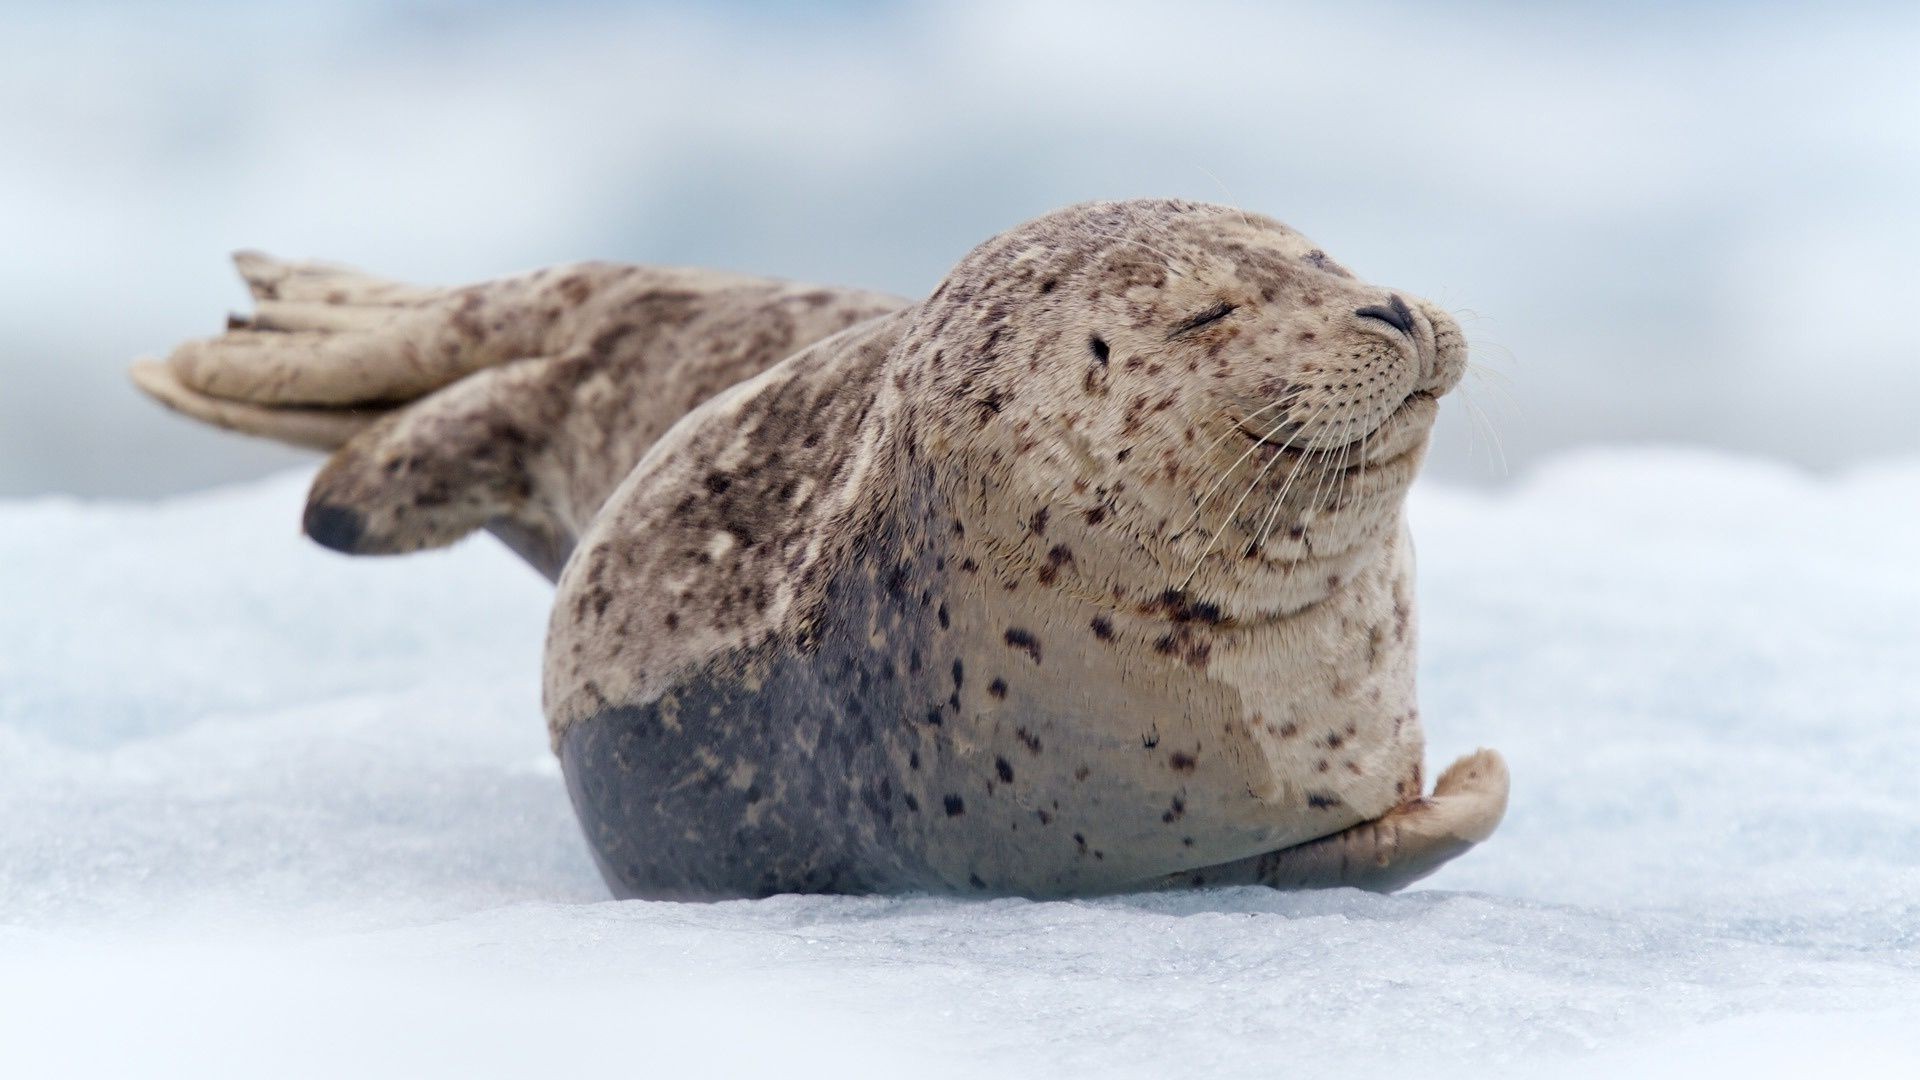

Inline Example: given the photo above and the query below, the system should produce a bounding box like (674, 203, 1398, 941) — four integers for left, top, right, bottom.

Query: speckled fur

(133, 199, 1508, 898)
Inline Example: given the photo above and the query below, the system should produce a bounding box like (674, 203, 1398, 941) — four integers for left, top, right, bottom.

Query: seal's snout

(303, 502, 366, 553)
(1354, 294, 1416, 337)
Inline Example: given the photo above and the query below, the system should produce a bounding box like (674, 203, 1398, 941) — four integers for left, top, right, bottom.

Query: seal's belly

(556, 506, 1427, 898)
(557, 604, 1421, 899)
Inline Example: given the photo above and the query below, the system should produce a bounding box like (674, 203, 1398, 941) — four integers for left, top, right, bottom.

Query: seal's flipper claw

(129, 359, 384, 451)
(1158, 748, 1510, 894)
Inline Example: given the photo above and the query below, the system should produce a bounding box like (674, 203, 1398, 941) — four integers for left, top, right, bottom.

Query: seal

(132, 198, 1509, 899)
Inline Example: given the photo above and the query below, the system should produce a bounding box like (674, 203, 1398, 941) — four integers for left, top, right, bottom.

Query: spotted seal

(132, 199, 1508, 899)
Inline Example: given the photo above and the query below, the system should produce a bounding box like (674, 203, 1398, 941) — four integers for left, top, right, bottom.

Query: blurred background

(4, 0, 1917, 497)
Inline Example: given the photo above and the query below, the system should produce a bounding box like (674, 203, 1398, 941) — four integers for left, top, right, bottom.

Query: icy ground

(3, 449, 1917, 1078)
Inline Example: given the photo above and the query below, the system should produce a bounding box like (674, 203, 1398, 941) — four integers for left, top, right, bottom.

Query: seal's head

(894, 198, 1466, 617)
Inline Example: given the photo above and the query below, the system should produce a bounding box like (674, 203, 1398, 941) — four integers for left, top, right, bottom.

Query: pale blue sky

(5, 0, 1917, 494)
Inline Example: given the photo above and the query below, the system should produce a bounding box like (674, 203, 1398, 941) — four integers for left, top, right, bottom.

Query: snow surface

(4, 449, 1918, 1078)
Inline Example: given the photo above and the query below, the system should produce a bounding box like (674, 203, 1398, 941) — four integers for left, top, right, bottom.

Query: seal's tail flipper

(1164, 748, 1511, 894)
(299, 356, 578, 581)
(137, 348, 575, 580)
(130, 251, 578, 579)
(133, 251, 544, 413)
(129, 359, 385, 451)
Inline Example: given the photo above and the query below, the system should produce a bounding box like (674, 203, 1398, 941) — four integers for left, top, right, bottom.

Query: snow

(4, 449, 1918, 1078)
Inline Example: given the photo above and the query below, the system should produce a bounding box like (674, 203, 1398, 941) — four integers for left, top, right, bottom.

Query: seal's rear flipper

(129, 252, 585, 579)
(130, 359, 384, 451)
(298, 356, 577, 579)
(138, 250, 551, 410)
(1158, 748, 1511, 893)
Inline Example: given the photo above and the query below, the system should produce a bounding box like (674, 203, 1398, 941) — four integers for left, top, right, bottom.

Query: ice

(4, 450, 1918, 1077)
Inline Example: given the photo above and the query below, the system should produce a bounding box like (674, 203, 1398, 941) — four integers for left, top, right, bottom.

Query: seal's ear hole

(1088, 336, 1111, 365)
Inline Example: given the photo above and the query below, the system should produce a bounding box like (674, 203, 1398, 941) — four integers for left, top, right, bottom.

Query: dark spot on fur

(990, 678, 1009, 699)
(1089, 336, 1110, 365)
(1146, 588, 1225, 624)
(995, 757, 1014, 783)
(1037, 544, 1073, 586)
(944, 795, 966, 817)
(1015, 726, 1040, 753)
(1004, 628, 1042, 664)
(555, 274, 592, 305)
(1090, 615, 1114, 641)
(1169, 752, 1197, 773)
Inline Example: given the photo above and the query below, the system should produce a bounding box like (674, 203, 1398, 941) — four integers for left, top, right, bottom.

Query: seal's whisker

(1329, 413, 1358, 514)
(1171, 391, 1302, 539)
(1188, 397, 1285, 476)
(1184, 397, 1331, 585)
(1259, 405, 1367, 549)
(1307, 413, 1356, 514)
(1107, 235, 1190, 275)
(1179, 411, 1302, 586)
(1101, 206, 1193, 278)
(1460, 386, 1510, 477)
(1343, 414, 1368, 513)
(1196, 167, 1254, 231)
(1253, 405, 1339, 553)
(1463, 339, 1518, 372)
(1464, 365, 1521, 415)
(1182, 408, 1311, 587)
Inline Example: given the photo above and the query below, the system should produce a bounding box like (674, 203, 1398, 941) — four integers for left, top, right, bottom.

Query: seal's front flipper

(1160, 748, 1511, 893)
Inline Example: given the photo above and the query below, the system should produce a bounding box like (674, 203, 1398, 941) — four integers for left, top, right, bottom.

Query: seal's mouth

(1233, 390, 1435, 466)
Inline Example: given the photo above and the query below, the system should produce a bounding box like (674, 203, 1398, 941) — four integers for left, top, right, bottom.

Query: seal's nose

(1355, 294, 1416, 337)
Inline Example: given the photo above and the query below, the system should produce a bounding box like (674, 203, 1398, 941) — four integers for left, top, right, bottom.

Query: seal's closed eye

(1168, 301, 1237, 338)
